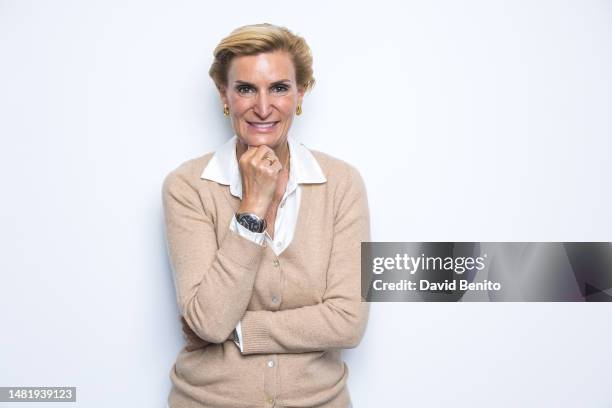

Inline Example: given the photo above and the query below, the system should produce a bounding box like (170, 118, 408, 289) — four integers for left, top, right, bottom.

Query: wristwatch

(235, 212, 267, 233)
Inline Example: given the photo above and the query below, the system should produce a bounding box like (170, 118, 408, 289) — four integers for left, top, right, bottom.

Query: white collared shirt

(200, 134, 327, 352)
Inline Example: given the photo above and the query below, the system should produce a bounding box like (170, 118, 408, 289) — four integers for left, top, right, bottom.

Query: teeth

(250, 122, 276, 128)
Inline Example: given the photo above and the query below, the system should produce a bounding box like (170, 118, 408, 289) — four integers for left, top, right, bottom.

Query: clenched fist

(237, 145, 284, 218)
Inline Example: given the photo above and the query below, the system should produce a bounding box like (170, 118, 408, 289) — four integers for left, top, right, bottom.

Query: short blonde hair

(209, 23, 316, 93)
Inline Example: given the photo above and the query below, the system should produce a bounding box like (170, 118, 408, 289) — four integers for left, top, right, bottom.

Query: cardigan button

(273, 259, 280, 267)
(272, 296, 279, 304)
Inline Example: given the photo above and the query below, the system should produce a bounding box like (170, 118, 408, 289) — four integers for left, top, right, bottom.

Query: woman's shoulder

(307, 148, 366, 187)
(161, 152, 215, 194)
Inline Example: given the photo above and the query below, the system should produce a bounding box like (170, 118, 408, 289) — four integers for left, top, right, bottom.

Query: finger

(252, 145, 277, 164)
(240, 144, 259, 163)
(267, 160, 283, 174)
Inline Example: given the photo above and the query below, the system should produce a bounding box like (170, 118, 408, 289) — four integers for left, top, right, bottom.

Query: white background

(1, 0, 611, 407)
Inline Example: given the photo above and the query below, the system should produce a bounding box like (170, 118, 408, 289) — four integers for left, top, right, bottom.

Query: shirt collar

(200, 134, 327, 199)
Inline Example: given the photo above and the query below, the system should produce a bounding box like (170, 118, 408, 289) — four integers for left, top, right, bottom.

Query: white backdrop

(1, 1, 611, 407)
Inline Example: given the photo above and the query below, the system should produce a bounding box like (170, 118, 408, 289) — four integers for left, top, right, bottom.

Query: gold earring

(223, 104, 229, 116)
(296, 104, 302, 115)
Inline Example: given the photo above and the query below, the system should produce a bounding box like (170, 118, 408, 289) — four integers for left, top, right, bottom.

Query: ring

(263, 154, 275, 165)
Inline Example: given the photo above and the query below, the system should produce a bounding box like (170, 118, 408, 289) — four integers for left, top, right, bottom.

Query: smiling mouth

(247, 121, 279, 129)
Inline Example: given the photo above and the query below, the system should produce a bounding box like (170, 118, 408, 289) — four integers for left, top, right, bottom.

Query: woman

(162, 23, 370, 408)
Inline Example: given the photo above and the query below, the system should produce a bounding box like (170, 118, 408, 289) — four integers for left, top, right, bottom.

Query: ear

(297, 85, 306, 106)
(217, 84, 229, 106)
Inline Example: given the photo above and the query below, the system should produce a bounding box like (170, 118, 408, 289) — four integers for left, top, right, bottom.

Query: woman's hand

(237, 145, 283, 218)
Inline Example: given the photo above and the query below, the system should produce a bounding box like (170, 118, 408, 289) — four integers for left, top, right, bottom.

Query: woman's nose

(253, 92, 272, 118)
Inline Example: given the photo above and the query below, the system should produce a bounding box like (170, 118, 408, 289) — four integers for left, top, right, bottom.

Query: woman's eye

(237, 86, 254, 94)
(272, 85, 288, 93)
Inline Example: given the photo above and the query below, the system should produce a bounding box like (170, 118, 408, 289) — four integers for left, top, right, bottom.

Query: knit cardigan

(162, 147, 371, 408)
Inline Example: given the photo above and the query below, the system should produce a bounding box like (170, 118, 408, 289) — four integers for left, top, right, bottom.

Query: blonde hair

(209, 23, 316, 93)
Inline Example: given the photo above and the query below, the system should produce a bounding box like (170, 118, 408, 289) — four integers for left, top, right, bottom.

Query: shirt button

(272, 296, 279, 304)
(267, 360, 274, 368)
(276, 241, 282, 248)
(273, 259, 280, 267)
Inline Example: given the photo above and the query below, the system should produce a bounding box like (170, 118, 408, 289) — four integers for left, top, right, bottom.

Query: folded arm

(238, 165, 371, 354)
(162, 167, 266, 344)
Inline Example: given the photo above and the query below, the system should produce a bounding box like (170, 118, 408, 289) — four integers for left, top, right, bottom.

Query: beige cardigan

(162, 147, 370, 408)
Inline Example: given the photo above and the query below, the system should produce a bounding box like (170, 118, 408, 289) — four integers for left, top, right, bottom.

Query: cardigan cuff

(218, 227, 266, 270)
(230, 215, 267, 247)
(239, 311, 270, 354)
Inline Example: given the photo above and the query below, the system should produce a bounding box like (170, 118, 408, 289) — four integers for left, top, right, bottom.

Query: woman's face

(220, 51, 305, 149)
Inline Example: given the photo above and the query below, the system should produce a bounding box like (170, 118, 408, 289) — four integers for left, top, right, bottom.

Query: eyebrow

(234, 79, 292, 87)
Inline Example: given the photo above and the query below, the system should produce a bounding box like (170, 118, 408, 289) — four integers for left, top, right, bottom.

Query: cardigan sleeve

(239, 164, 371, 354)
(162, 166, 267, 344)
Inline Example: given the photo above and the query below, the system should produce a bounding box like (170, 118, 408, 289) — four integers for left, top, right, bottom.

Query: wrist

(238, 200, 268, 218)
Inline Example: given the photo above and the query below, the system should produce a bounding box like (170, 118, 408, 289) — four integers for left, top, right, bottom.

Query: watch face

(236, 213, 265, 233)
(244, 216, 258, 231)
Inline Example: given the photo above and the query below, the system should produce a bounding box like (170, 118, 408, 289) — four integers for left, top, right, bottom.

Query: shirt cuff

(230, 215, 266, 247)
(235, 320, 244, 353)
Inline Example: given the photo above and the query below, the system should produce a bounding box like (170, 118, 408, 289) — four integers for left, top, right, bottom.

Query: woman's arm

(162, 165, 266, 344)
(238, 165, 371, 354)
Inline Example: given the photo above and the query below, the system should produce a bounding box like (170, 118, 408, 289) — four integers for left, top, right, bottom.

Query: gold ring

(263, 154, 274, 165)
